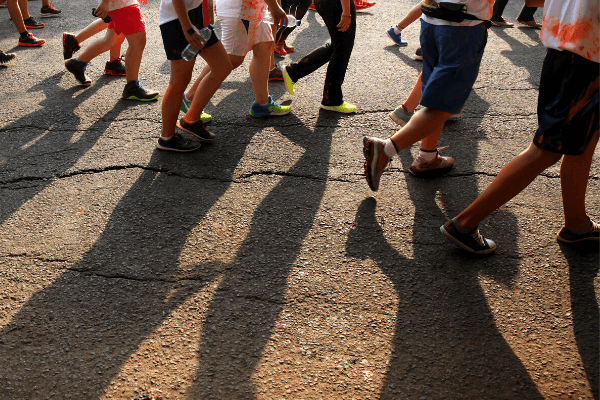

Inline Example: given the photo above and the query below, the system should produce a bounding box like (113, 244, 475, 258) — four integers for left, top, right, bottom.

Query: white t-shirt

(421, 0, 494, 27)
(104, 0, 139, 11)
(540, 0, 599, 63)
(159, 0, 203, 25)
(216, 0, 266, 21)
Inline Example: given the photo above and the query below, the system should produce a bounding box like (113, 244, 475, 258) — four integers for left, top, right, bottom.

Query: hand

(269, 6, 287, 27)
(337, 14, 351, 31)
(184, 26, 207, 51)
(93, 2, 110, 20)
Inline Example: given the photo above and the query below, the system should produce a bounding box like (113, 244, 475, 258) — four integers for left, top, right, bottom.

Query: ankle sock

(384, 139, 398, 158)
(451, 218, 472, 235)
(20, 31, 29, 39)
(565, 223, 591, 235)
(160, 135, 172, 141)
(419, 148, 437, 162)
(394, 25, 403, 34)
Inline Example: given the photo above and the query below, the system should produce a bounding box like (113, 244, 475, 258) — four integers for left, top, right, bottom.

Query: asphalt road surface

(0, 0, 598, 399)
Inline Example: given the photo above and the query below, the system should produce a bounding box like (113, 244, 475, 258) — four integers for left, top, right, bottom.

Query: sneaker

(18, 32, 45, 47)
(249, 96, 291, 117)
(363, 137, 391, 191)
(122, 80, 160, 101)
(62, 32, 80, 60)
(274, 44, 287, 56)
(180, 95, 212, 123)
(320, 101, 357, 113)
(269, 66, 283, 81)
(490, 19, 514, 27)
(24, 16, 45, 29)
(409, 149, 454, 176)
(0, 50, 16, 64)
(308, 1, 315, 10)
(104, 56, 126, 76)
(517, 19, 542, 29)
(282, 65, 295, 95)
(386, 26, 408, 46)
(282, 42, 294, 53)
(355, 0, 375, 10)
(40, 4, 62, 17)
(176, 117, 217, 142)
(157, 133, 202, 152)
(414, 47, 423, 61)
(65, 58, 91, 85)
(440, 220, 497, 255)
(557, 218, 600, 243)
(389, 105, 413, 126)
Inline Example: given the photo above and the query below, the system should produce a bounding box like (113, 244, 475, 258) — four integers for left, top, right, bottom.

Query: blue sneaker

(389, 105, 413, 126)
(181, 94, 212, 123)
(250, 96, 291, 117)
(386, 26, 407, 46)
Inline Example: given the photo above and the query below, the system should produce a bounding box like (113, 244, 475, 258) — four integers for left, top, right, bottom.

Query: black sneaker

(18, 32, 45, 47)
(414, 47, 423, 61)
(40, 4, 62, 17)
(122, 80, 160, 101)
(104, 56, 126, 76)
(62, 32, 80, 60)
(440, 220, 497, 255)
(0, 50, 16, 64)
(65, 58, 91, 86)
(156, 133, 202, 152)
(24, 16, 45, 29)
(176, 117, 216, 142)
(557, 217, 599, 243)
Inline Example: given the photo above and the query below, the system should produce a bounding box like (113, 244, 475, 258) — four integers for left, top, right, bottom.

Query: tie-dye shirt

(102, 0, 139, 11)
(421, 0, 494, 26)
(159, 0, 203, 25)
(216, 0, 266, 21)
(540, 0, 599, 63)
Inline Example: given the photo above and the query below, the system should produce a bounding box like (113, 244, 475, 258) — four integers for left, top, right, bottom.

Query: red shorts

(107, 4, 146, 36)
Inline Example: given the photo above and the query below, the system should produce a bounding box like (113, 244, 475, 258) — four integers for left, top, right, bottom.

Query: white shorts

(219, 17, 274, 56)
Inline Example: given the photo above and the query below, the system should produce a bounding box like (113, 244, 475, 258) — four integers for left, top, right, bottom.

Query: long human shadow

(492, 27, 545, 87)
(187, 112, 332, 398)
(560, 242, 599, 399)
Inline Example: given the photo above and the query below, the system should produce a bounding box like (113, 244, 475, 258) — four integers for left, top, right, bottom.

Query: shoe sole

(320, 104, 356, 113)
(40, 14, 62, 17)
(249, 109, 291, 118)
(25, 25, 45, 29)
(19, 42, 44, 47)
(440, 225, 496, 255)
(104, 70, 126, 76)
(268, 76, 284, 81)
(123, 94, 160, 101)
(409, 164, 453, 177)
(556, 234, 599, 244)
(385, 32, 407, 47)
(0, 56, 16, 64)
(156, 143, 201, 152)
(176, 120, 216, 143)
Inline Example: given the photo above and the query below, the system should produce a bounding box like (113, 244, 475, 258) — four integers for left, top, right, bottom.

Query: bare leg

(122, 30, 146, 82)
(162, 60, 195, 138)
(186, 54, 242, 100)
(77, 28, 121, 63)
(390, 107, 452, 152)
(17, 0, 29, 20)
(561, 131, 599, 230)
(75, 19, 108, 44)
(109, 37, 125, 61)
(455, 142, 563, 230)
(7, 0, 26, 33)
(396, 2, 422, 29)
(250, 41, 274, 104)
(403, 72, 422, 114)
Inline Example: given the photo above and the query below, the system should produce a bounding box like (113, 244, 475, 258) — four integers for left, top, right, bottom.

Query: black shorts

(160, 5, 219, 61)
(533, 48, 599, 155)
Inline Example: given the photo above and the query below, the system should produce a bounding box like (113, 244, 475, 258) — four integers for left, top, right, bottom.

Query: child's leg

(250, 41, 275, 104)
(403, 72, 422, 114)
(185, 42, 234, 122)
(42, 0, 49, 6)
(77, 28, 120, 63)
(162, 60, 195, 138)
(396, 2, 422, 29)
(7, 0, 26, 32)
(122, 29, 146, 82)
(75, 19, 108, 44)
(109, 35, 125, 61)
(186, 54, 242, 101)
(560, 131, 599, 230)
(17, 0, 29, 20)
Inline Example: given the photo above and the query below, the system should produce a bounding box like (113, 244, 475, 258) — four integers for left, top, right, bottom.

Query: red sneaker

(308, 1, 315, 10)
(274, 44, 287, 56)
(355, 0, 376, 10)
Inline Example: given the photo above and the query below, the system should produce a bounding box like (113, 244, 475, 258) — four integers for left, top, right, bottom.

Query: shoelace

(470, 229, 487, 248)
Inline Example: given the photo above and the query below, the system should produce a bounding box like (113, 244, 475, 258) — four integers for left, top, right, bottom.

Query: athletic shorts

(533, 49, 599, 155)
(419, 19, 487, 114)
(107, 4, 146, 36)
(160, 5, 219, 61)
(219, 17, 273, 57)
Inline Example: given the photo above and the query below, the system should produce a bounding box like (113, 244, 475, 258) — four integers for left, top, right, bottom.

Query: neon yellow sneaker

(181, 95, 212, 123)
(282, 65, 295, 95)
(320, 101, 357, 114)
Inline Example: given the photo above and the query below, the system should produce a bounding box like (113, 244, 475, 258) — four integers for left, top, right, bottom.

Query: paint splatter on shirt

(216, 0, 266, 21)
(540, 0, 599, 63)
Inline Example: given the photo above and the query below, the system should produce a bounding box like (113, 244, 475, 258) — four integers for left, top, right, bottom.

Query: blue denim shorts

(419, 19, 487, 114)
(160, 5, 218, 61)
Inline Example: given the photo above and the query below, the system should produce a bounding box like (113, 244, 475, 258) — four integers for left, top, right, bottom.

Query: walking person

(273, 0, 311, 55)
(6, 0, 45, 47)
(490, 0, 541, 28)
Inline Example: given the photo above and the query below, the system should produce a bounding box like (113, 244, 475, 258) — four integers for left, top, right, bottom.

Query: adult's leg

(403, 72, 422, 114)
(250, 41, 275, 104)
(390, 107, 452, 151)
(162, 60, 195, 138)
(17, 0, 29, 20)
(491, 0, 510, 21)
(7, 0, 26, 32)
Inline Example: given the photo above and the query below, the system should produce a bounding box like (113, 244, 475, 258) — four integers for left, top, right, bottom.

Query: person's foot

(122, 80, 160, 101)
(308, 1, 315, 10)
(414, 47, 423, 61)
(282, 42, 294, 53)
(320, 101, 357, 113)
(440, 220, 497, 255)
(18, 32, 45, 47)
(517, 19, 542, 29)
(180, 95, 212, 123)
(249, 96, 291, 117)
(557, 217, 600, 243)
(40, 3, 62, 17)
(274, 44, 287, 56)
(65, 58, 91, 85)
(490, 19, 514, 27)
(23, 16, 45, 29)
(386, 26, 407, 46)
(355, 0, 375, 10)
(409, 149, 454, 176)
(62, 32, 80, 60)
(176, 117, 217, 142)
(104, 56, 126, 76)
(282, 65, 295, 95)
(156, 133, 202, 152)
(389, 105, 413, 126)
(0, 50, 16, 64)
(363, 137, 390, 191)
(268, 66, 283, 81)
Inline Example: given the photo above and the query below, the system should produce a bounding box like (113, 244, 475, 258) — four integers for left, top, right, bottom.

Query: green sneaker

(282, 65, 295, 95)
(249, 96, 291, 117)
(321, 101, 357, 114)
(181, 94, 212, 123)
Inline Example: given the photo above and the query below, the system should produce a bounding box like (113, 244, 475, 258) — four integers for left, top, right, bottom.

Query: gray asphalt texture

(0, 0, 598, 399)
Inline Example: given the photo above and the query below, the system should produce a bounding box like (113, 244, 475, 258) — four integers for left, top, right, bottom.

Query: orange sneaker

(274, 44, 287, 56)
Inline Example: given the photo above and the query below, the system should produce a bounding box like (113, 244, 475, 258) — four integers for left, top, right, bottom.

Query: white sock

(384, 139, 398, 158)
(160, 135, 173, 141)
(393, 26, 402, 35)
(419, 149, 437, 162)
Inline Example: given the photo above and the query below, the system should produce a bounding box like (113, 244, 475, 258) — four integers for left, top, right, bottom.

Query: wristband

(187, 27, 196, 35)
